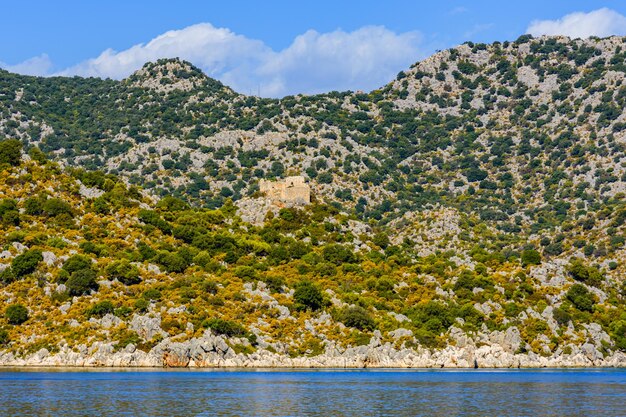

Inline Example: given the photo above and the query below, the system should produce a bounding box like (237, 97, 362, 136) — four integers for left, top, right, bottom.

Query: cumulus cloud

(59, 24, 271, 82)
(527, 8, 626, 39)
(1, 23, 423, 97)
(0, 54, 52, 76)
(250, 26, 422, 96)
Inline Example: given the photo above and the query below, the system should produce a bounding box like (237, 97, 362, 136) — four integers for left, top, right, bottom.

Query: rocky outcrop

(1, 330, 624, 368)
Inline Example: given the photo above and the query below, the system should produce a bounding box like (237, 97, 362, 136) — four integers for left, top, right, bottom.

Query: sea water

(0, 368, 624, 416)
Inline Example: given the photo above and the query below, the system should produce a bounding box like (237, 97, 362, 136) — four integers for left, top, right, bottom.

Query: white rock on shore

(1, 330, 625, 369)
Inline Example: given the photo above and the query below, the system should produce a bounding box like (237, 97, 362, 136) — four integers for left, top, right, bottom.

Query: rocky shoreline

(1, 330, 625, 369)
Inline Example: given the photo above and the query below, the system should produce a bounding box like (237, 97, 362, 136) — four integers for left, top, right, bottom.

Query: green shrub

(28, 147, 47, 164)
(293, 281, 324, 311)
(315, 262, 337, 277)
(233, 265, 257, 280)
(0, 199, 19, 226)
(134, 298, 149, 312)
(42, 198, 73, 217)
(5, 304, 28, 325)
(105, 259, 140, 285)
(465, 168, 488, 182)
(567, 259, 603, 286)
(339, 306, 376, 331)
(156, 196, 189, 212)
(62, 255, 93, 274)
(521, 249, 541, 266)
(372, 232, 390, 249)
(263, 276, 285, 293)
(203, 318, 248, 338)
(114, 306, 132, 318)
(113, 330, 141, 352)
(0, 267, 16, 284)
(142, 288, 162, 301)
(0, 139, 22, 167)
(66, 268, 98, 296)
(322, 244, 357, 265)
(24, 196, 45, 215)
(155, 251, 188, 273)
(610, 320, 626, 352)
(0, 328, 9, 345)
(86, 300, 115, 318)
(566, 284, 595, 312)
(201, 280, 219, 295)
(552, 307, 571, 326)
(11, 249, 43, 278)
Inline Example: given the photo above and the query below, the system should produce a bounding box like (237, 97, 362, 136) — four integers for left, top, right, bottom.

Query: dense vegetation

(0, 142, 624, 358)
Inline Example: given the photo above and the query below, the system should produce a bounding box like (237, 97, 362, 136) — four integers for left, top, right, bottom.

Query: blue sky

(2, 1, 626, 96)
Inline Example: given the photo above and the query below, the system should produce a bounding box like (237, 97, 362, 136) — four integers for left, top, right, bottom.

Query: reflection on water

(0, 368, 625, 416)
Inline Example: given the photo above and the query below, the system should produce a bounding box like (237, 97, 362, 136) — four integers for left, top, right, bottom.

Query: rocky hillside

(0, 34, 625, 366)
(0, 143, 623, 367)
(1, 36, 625, 219)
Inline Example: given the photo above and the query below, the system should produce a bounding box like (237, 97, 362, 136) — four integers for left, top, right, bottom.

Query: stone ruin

(259, 176, 310, 205)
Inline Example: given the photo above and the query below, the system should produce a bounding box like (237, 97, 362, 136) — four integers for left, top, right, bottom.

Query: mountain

(0, 35, 625, 367)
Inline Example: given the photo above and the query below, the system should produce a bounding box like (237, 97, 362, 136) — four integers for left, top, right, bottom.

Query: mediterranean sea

(0, 368, 624, 416)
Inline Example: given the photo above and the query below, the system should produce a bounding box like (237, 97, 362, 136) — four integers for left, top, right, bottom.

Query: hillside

(0, 141, 623, 366)
(0, 34, 625, 366)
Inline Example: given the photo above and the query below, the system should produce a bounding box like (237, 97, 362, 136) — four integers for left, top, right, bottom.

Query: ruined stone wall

(259, 176, 310, 204)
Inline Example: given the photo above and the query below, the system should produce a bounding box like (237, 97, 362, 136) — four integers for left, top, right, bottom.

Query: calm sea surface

(0, 368, 624, 416)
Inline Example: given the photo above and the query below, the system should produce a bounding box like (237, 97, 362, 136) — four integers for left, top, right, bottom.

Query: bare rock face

(78, 182, 104, 199)
(130, 313, 165, 340)
(2, 329, 626, 368)
(235, 197, 277, 225)
(42, 251, 57, 266)
(530, 260, 569, 287)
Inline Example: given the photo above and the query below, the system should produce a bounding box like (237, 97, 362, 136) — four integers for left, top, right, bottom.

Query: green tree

(372, 232, 390, 249)
(42, 198, 73, 217)
(0, 328, 9, 345)
(294, 281, 324, 311)
(105, 260, 140, 285)
(203, 318, 248, 338)
(0, 139, 22, 167)
(340, 306, 376, 331)
(28, 146, 47, 164)
(66, 268, 99, 296)
(521, 249, 541, 266)
(11, 249, 43, 278)
(0, 199, 19, 226)
(5, 304, 28, 325)
(86, 300, 115, 318)
(567, 259, 603, 286)
(322, 244, 357, 265)
(62, 255, 93, 274)
(566, 284, 595, 312)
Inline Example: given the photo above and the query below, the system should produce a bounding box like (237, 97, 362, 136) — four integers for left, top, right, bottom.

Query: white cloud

(251, 26, 422, 96)
(1, 23, 423, 97)
(527, 8, 626, 39)
(58, 24, 271, 82)
(0, 54, 52, 76)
